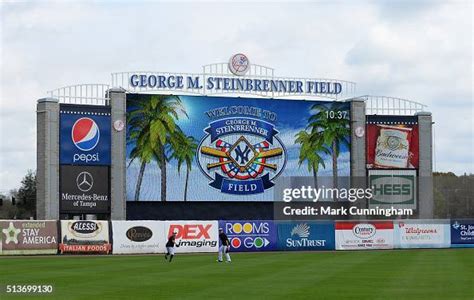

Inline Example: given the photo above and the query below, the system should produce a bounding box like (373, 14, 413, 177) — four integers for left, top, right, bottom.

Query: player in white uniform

(218, 228, 231, 263)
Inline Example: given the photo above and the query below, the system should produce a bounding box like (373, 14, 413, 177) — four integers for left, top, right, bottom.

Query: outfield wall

(0, 219, 472, 255)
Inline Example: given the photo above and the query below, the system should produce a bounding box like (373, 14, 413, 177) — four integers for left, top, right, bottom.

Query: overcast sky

(0, 0, 472, 193)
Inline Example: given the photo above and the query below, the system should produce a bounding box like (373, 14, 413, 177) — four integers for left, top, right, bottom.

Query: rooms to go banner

(0, 220, 58, 255)
(60, 220, 111, 254)
(126, 94, 351, 201)
(218, 220, 277, 252)
(112, 221, 166, 254)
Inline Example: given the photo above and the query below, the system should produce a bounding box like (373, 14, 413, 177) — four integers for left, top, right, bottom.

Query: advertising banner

(60, 220, 111, 253)
(60, 104, 111, 166)
(368, 170, 417, 210)
(394, 220, 450, 248)
(218, 220, 277, 252)
(0, 220, 58, 255)
(126, 94, 350, 201)
(277, 221, 335, 251)
(450, 220, 474, 247)
(112, 221, 166, 254)
(164, 221, 218, 253)
(60, 165, 110, 213)
(335, 221, 394, 250)
(366, 116, 419, 169)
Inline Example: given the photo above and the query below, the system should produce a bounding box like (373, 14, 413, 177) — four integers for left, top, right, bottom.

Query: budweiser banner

(394, 220, 450, 248)
(366, 116, 419, 169)
(112, 221, 166, 254)
(335, 221, 394, 250)
(164, 221, 218, 253)
(0, 220, 58, 255)
(60, 220, 111, 254)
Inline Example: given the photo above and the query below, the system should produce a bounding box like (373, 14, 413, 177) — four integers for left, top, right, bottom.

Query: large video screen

(126, 94, 351, 201)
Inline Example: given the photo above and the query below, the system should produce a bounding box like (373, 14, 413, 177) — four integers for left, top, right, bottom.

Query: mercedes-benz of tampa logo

(76, 171, 94, 192)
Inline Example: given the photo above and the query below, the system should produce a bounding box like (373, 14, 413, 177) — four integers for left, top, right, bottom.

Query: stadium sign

(450, 220, 474, 247)
(60, 220, 111, 254)
(394, 220, 450, 249)
(335, 221, 394, 250)
(116, 54, 352, 99)
(164, 221, 218, 253)
(112, 221, 166, 254)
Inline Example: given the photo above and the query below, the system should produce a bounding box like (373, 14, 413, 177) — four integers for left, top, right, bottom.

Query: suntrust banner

(164, 221, 218, 253)
(60, 220, 111, 254)
(218, 220, 277, 252)
(277, 221, 335, 251)
(112, 221, 166, 254)
(335, 221, 394, 250)
(394, 220, 450, 249)
(0, 220, 58, 255)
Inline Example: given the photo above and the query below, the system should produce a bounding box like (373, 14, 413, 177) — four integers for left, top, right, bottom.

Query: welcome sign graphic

(126, 94, 350, 201)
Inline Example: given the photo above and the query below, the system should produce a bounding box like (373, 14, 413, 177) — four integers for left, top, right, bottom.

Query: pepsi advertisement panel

(60, 104, 111, 165)
(126, 93, 351, 201)
(451, 220, 474, 247)
(218, 220, 277, 252)
(277, 221, 335, 251)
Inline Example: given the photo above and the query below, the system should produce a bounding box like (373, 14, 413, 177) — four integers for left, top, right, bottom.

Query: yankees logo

(197, 115, 287, 195)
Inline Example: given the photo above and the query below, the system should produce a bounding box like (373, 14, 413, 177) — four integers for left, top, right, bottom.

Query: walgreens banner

(0, 220, 58, 255)
(60, 220, 111, 254)
(336, 221, 394, 250)
(112, 221, 166, 254)
(218, 220, 277, 252)
(164, 221, 218, 253)
(394, 220, 450, 249)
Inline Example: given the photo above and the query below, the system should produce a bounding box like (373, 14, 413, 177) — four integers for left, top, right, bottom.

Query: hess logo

(168, 224, 211, 239)
(72, 118, 100, 151)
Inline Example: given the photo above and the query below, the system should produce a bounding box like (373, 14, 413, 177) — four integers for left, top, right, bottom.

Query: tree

(294, 130, 330, 188)
(127, 95, 187, 201)
(17, 170, 36, 213)
(307, 103, 350, 190)
(170, 131, 198, 201)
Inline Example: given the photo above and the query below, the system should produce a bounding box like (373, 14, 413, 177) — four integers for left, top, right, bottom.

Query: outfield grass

(1, 249, 473, 300)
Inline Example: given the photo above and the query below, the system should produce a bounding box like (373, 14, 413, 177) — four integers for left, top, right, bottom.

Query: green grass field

(1, 249, 473, 300)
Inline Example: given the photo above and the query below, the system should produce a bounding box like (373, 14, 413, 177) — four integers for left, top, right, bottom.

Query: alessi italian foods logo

(197, 111, 287, 195)
(68, 221, 101, 238)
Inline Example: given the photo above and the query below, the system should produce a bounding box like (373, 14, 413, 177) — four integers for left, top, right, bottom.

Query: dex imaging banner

(126, 94, 350, 201)
(394, 220, 450, 249)
(112, 221, 166, 254)
(277, 221, 335, 251)
(451, 220, 474, 247)
(164, 221, 218, 253)
(366, 116, 419, 169)
(0, 220, 58, 255)
(60, 104, 111, 165)
(335, 221, 394, 250)
(218, 220, 277, 252)
(60, 220, 111, 254)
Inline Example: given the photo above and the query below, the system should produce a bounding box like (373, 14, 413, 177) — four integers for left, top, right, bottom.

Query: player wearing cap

(217, 228, 231, 263)
(165, 231, 179, 262)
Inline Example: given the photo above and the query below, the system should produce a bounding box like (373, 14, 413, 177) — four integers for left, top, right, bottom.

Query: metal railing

(361, 95, 427, 115)
(48, 84, 110, 105)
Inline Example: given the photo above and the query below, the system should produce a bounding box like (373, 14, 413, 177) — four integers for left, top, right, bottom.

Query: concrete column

(350, 99, 367, 219)
(109, 88, 127, 220)
(416, 111, 433, 218)
(36, 98, 60, 220)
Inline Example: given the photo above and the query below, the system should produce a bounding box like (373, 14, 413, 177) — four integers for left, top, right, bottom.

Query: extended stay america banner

(0, 220, 58, 255)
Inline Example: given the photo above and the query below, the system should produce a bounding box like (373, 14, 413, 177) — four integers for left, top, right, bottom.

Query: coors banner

(366, 116, 419, 169)
(0, 220, 58, 255)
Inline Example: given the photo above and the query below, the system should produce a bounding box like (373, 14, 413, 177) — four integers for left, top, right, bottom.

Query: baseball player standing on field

(218, 228, 231, 263)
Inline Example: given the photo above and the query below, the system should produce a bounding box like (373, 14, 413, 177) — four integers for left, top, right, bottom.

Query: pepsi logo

(72, 117, 100, 151)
